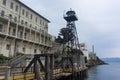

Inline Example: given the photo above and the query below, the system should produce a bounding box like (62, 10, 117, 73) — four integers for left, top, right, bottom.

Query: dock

(0, 54, 88, 80)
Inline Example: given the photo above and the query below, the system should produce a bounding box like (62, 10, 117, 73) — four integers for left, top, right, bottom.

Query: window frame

(10, 2, 14, 9)
(6, 44, 11, 50)
(0, 24, 3, 32)
(2, 0, 7, 5)
(15, 5, 18, 12)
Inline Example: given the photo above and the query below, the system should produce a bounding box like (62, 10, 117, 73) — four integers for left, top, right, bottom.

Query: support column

(35, 31, 36, 43)
(50, 54, 54, 80)
(7, 19, 10, 35)
(15, 22, 18, 37)
(14, 23, 18, 56)
(45, 55, 50, 80)
(23, 26, 25, 39)
(5, 66, 11, 80)
(34, 57, 37, 79)
(39, 33, 41, 44)
(29, 29, 31, 41)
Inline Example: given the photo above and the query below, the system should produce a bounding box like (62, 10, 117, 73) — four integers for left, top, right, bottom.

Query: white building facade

(89, 52, 97, 60)
(0, 0, 53, 57)
(79, 43, 89, 60)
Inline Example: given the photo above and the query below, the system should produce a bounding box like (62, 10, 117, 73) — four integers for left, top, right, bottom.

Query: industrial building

(0, 0, 53, 57)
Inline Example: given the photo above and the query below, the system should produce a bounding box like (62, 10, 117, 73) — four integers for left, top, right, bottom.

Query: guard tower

(63, 9, 82, 56)
(57, 9, 83, 69)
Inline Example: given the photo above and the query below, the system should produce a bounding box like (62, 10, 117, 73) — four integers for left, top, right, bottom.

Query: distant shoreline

(101, 58, 120, 62)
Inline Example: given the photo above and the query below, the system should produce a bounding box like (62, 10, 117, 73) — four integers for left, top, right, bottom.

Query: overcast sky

(20, 0, 120, 58)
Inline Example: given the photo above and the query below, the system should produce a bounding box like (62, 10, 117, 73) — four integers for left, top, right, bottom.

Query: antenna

(92, 45, 94, 53)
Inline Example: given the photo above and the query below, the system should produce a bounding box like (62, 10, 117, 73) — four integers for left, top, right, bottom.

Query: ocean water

(78, 62, 120, 80)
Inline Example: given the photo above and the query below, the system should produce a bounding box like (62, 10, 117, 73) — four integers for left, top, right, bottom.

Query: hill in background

(102, 58, 120, 62)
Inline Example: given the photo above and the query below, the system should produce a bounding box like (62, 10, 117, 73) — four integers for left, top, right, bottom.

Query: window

(2, 0, 6, 5)
(45, 23, 48, 32)
(24, 33, 27, 39)
(25, 21, 27, 25)
(30, 24, 32, 27)
(10, 2, 14, 9)
(8, 27, 11, 34)
(36, 17, 37, 22)
(12, 28, 16, 36)
(26, 11, 28, 17)
(45, 37, 47, 44)
(45, 23, 48, 29)
(34, 49, 37, 53)
(14, 17, 17, 22)
(22, 47, 25, 52)
(40, 19, 41, 24)
(6, 44, 11, 50)
(9, 14, 12, 19)
(15, 5, 18, 12)
(1, 10, 5, 17)
(22, 9, 25, 15)
(21, 20, 24, 25)
(30, 14, 32, 19)
(35, 26, 37, 29)
(20, 31, 23, 38)
(43, 21, 44, 26)
(0, 24, 3, 32)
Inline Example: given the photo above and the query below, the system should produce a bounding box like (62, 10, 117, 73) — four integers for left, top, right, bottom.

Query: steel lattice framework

(63, 9, 83, 57)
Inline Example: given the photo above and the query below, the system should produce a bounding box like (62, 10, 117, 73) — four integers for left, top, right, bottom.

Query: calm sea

(76, 62, 120, 80)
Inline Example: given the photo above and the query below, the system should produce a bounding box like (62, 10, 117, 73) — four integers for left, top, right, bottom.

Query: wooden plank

(10, 73, 34, 80)
(0, 76, 4, 80)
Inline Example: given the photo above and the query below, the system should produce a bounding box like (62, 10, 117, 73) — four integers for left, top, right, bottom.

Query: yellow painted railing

(10, 73, 34, 80)
(0, 66, 87, 80)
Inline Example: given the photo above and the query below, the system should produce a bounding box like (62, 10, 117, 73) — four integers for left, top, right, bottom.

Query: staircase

(10, 54, 34, 67)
